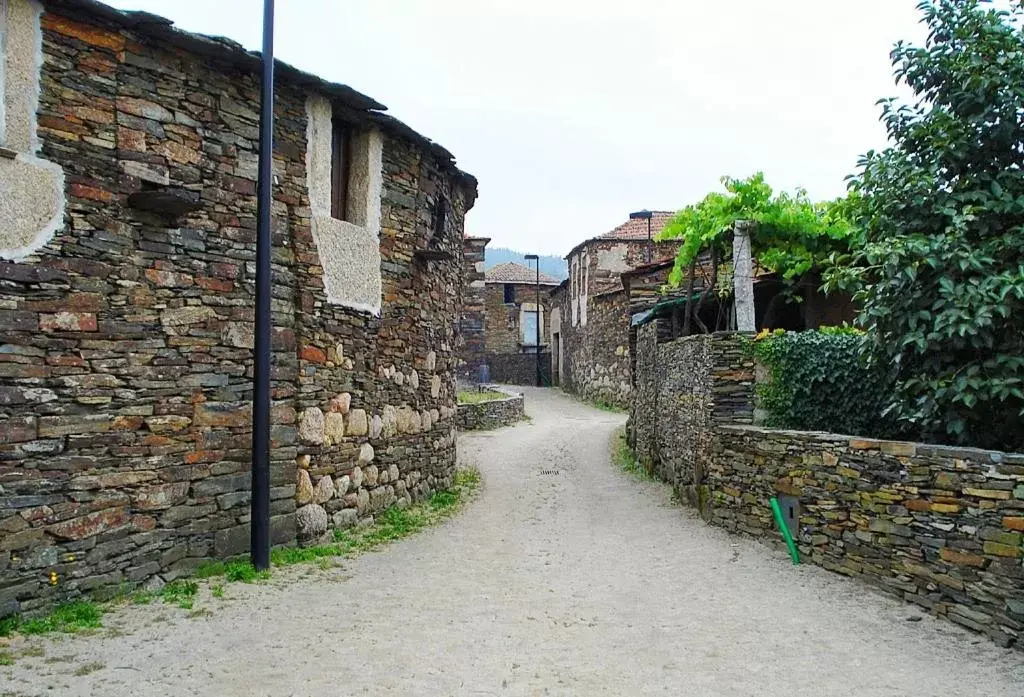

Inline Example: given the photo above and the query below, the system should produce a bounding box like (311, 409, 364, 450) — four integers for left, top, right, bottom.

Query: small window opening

(330, 119, 352, 221)
(503, 284, 515, 304)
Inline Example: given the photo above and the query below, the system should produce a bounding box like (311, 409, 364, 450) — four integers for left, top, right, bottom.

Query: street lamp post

(251, 0, 275, 572)
(525, 254, 541, 387)
(630, 209, 654, 264)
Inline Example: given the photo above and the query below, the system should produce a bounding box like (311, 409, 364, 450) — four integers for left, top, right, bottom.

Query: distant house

(482, 262, 560, 384)
(548, 212, 680, 406)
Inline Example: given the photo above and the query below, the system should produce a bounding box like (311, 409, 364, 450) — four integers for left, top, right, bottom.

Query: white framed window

(306, 94, 383, 314)
(0, 0, 67, 262)
(520, 303, 543, 346)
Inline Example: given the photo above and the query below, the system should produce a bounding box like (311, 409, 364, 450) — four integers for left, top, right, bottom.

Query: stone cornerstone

(0, 0, 476, 616)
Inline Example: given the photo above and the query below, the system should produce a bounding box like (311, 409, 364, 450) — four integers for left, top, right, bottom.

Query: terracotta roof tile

(599, 211, 676, 241)
(485, 262, 561, 285)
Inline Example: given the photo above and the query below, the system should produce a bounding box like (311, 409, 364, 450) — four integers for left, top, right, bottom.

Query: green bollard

(770, 496, 800, 565)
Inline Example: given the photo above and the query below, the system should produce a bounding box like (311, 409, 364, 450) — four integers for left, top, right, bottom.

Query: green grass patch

(612, 427, 651, 480)
(159, 580, 197, 610)
(269, 467, 481, 566)
(0, 651, 13, 666)
(457, 389, 508, 404)
(193, 561, 228, 579)
(0, 614, 19, 637)
(224, 560, 269, 583)
(0, 469, 480, 638)
(592, 399, 626, 413)
(10, 601, 104, 636)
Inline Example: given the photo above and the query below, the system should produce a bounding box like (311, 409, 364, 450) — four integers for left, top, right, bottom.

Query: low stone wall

(486, 352, 551, 386)
(630, 322, 1024, 648)
(456, 389, 524, 431)
(711, 425, 1024, 648)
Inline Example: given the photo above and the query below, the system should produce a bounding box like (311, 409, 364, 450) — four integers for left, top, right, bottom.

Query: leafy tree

(836, 0, 1024, 449)
(659, 173, 855, 288)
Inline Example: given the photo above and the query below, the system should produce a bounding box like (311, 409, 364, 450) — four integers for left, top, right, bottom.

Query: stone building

(0, 0, 476, 615)
(549, 212, 678, 406)
(457, 236, 489, 381)
(482, 262, 558, 384)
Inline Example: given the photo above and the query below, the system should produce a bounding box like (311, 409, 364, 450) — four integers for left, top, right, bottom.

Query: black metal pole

(251, 0, 274, 572)
(647, 216, 652, 264)
(535, 262, 541, 387)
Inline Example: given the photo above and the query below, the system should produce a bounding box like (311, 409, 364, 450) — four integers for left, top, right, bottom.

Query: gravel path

(4, 387, 1023, 696)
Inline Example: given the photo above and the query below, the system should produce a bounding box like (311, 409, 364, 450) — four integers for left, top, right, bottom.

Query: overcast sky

(105, 0, 926, 255)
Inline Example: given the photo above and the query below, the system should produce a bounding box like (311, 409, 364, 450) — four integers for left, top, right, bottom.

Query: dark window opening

(503, 284, 515, 304)
(330, 119, 352, 221)
(432, 196, 448, 240)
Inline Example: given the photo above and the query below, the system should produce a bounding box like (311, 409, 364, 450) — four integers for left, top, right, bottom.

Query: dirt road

(4, 387, 1022, 696)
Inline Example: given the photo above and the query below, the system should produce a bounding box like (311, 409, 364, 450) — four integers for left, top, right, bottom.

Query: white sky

(104, 0, 926, 255)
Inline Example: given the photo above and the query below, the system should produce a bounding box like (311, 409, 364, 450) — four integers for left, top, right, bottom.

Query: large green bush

(828, 0, 1024, 450)
(748, 329, 895, 438)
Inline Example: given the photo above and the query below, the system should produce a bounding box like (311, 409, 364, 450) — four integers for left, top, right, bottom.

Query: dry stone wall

(554, 288, 632, 407)
(713, 426, 1024, 648)
(0, 5, 474, 616)
(455, 389, 524, 431)
(630, 325, 1024, 648)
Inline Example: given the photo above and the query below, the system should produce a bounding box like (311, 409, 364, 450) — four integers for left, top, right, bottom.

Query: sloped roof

(599, 211, 676, 241)
(485, 262, 561, 285)
(565, 210, 678, 259)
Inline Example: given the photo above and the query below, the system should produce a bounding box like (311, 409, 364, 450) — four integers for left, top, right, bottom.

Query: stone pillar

(732, 221, 756, 332)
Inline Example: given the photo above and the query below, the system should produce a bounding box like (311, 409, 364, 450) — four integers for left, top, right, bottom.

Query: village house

(482, 262, 559, 384)
(548, 211, 679, 406)
(0, 0, 476, 615)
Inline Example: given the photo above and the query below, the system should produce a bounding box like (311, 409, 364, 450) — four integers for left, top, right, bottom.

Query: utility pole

(525, 254, 541, 387)
(250, 0, 275, 571)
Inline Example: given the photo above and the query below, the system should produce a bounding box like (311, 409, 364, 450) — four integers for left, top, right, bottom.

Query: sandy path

(3, 387, 1022, 696)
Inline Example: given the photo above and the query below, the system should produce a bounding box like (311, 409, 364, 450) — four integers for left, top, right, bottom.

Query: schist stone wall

(457, 236, 488, 382)
(552, 286, 631, 406)
(0, 1, 476, 615)
(455, 388, 524, 431)
(553, 238, 678, 408)
(630, 326, 1024, 648)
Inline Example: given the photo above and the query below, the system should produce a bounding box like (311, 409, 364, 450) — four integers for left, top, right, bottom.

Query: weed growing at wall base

(0, 601, 103, 638)
(0, 469, 481, 650)
(612, 427, 651, 480)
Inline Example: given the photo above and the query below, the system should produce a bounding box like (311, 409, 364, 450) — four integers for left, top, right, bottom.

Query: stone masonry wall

(712, 426, 1024, 648)
(455, 389, 524, 431)
(629, 328, 754, 502)
(630, 327, 1024, 648)
(0, 6, 474, 616)
(557, 289, 631, 408)
(487, 351, 551, 386)
(457, 236, 488, 381)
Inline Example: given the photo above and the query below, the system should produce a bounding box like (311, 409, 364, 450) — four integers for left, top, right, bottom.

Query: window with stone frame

(305, 94, 383, 313)
(503, 283, 515, 304)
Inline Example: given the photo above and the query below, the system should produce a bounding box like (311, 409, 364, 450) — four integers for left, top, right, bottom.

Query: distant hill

(485, 247, 568, 280)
